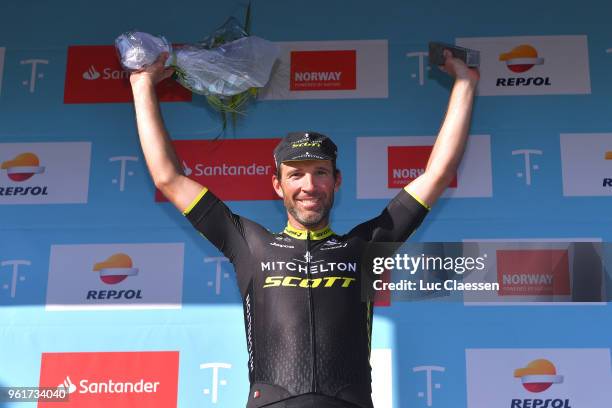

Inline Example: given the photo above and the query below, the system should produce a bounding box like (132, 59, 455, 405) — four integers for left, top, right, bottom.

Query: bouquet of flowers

(115, 16, 279, 128)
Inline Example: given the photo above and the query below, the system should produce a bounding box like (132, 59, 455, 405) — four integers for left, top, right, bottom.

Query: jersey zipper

(306, 233, 318, 393)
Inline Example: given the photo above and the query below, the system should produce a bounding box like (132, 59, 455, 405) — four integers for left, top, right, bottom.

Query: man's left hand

(439, 49, 480, 84)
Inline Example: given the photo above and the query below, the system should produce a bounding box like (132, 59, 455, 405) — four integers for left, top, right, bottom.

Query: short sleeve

(347, 189, 429, 243)
(183, 189, 250, 263)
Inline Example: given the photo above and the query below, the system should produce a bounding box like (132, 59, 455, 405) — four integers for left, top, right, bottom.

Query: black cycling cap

(273, 131, 338, 170)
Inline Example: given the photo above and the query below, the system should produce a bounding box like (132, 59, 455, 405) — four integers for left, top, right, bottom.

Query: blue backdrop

(0, 1, 611, 407)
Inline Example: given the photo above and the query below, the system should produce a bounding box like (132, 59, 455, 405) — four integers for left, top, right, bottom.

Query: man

(130, 50, 478, 408)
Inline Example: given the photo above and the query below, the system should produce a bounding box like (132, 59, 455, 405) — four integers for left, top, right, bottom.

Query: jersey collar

(283, 223, 334, 240)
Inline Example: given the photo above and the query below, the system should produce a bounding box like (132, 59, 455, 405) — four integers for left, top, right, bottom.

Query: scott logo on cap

(274, 131, 338, 168)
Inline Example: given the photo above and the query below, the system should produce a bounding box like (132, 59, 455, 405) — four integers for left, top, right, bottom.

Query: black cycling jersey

(184, 187, 429, 408)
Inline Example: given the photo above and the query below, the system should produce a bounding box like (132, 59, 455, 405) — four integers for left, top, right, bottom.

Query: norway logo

(258, 40, 388, 100)
(387, 146, 457, 188)
(290, 50, 356, 91)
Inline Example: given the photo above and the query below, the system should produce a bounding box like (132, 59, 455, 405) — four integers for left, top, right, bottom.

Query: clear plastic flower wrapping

(115, 21, 279, 97)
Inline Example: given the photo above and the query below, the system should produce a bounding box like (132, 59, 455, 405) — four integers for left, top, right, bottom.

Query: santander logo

(82, 65, 101, 80)
(39, 351, 179, 408)
(156, 139, 280, 202)
(58, 376, 77, 394)
(58, 374, 160, 395)
(64, 45, 191, 103)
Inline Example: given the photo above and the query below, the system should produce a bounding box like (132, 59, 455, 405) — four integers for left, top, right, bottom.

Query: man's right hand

(129, 52, 175, 88)
(439, 50, 480, 85)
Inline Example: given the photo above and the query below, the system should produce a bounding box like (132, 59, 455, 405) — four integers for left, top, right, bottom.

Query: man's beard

(285, 193, 334, 228)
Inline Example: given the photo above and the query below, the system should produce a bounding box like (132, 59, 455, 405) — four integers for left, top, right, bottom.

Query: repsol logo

(511, 399, 571, 408)
(0, 186, 48, 196)
(496, 77, 551, 87)
(263, 276, 355, 289)
(86, 290, 142, 300)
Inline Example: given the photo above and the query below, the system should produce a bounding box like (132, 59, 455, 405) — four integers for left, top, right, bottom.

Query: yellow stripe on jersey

(404, 186, 431, 211)
(182, 187, 209, 216)
(283, 223, 335, 240)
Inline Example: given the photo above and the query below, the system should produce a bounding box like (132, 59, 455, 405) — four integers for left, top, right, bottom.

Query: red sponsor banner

(64, 45, 191, 103)
(373, 269, 391, 307)
(496, 250, 571, 296)
(290, 50, 356, 91)
(387, 146, 457, 188)
(38, 351, 179, 408)
(156, 138, 280, 202)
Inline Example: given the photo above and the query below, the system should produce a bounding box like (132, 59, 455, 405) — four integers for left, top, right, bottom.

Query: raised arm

(129, 53, 205, 212)
(405, 50, 479, 208)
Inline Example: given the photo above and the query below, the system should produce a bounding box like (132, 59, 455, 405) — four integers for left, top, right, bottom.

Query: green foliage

(204, 0, 256, 133)
(170, 2, 259, 134)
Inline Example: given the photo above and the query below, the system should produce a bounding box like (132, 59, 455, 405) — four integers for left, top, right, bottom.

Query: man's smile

(296, 197, 323, 210)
